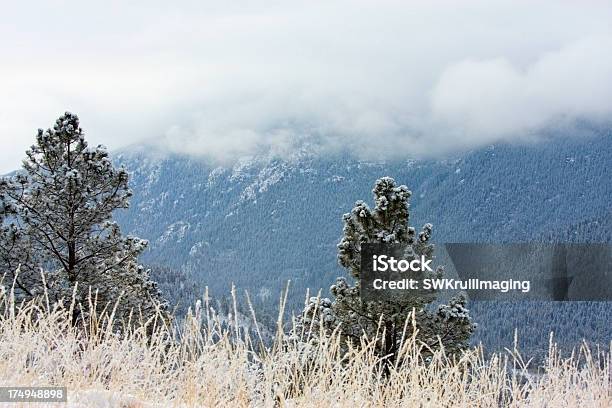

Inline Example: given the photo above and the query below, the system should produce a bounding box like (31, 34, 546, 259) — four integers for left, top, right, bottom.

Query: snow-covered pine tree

(0, 182, 41, 297)
(296, 177, 475, 365)
(0, 112, 167, 324)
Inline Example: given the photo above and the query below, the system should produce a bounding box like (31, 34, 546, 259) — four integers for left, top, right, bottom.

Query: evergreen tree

(0, 112, 167, 323)
(0, 183, 40, 295)
(296, 177, 475, 364)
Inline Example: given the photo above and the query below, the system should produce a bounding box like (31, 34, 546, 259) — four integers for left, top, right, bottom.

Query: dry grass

(0, 285, 609, 408)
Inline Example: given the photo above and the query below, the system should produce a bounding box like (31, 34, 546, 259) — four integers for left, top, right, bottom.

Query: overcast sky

(1, 0, 612, 172)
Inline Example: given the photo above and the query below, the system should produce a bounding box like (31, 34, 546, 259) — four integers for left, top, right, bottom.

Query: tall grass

(0, 284, 609, 407)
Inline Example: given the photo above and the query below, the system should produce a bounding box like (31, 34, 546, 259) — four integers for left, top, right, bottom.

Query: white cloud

(1, 0, 612, 171)
(430, 36, 612, 140)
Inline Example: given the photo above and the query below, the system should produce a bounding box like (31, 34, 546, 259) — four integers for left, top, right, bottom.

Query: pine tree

(296, 177, 475, 365)
(0, 184, 40, 296)
(0, 112, 167, 323)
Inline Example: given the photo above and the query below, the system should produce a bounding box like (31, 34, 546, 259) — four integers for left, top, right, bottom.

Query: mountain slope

(115, 130, 611, 295)
(113, 130, 612, 357)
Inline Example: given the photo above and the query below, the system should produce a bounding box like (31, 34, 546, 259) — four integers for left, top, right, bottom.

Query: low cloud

(1, 1, 612, 171)
(431, 36, 612, 141)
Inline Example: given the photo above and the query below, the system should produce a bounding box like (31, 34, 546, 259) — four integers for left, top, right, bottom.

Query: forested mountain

(114, 128, 612, 358)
